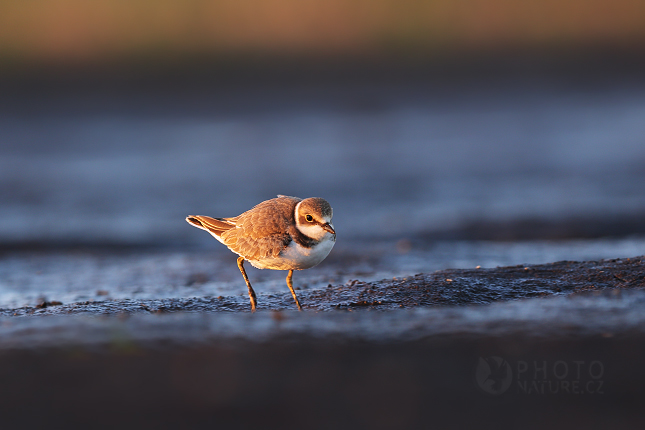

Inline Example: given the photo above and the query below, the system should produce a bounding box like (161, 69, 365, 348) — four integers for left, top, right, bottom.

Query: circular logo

(475, 356, 512, 395)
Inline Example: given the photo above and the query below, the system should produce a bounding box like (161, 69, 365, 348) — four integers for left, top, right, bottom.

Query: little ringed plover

(186, 195, 335, 311)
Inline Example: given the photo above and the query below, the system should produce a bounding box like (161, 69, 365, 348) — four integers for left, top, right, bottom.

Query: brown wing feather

(220, 196, 301, 261)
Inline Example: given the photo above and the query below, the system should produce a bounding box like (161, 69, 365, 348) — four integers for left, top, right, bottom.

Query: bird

(186, 195, 335, 311)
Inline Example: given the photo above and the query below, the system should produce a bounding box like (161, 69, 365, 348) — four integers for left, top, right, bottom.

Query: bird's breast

(248, 235, 335, 270)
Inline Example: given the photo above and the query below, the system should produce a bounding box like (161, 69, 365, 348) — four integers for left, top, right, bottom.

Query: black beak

(322, 223, 336, 235)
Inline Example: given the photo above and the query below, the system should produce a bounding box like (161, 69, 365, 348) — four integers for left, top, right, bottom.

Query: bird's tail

(186, 215, 235, 239)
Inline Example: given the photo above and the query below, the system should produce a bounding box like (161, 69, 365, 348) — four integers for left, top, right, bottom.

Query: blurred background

(1, 0, 645, 250)
(3, 5, 645, 426)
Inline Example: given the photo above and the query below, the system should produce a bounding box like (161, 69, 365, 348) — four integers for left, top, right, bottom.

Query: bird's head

(294, 197, 335, 241)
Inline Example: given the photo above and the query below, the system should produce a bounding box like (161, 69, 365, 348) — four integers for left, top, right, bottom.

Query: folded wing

(186, 196, 300, 261)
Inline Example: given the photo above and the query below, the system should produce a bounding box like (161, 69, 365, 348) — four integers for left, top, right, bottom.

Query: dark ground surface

(3, 329, 645, 429)
(3, 255, 643, 315)
(2, 256, 645, 429)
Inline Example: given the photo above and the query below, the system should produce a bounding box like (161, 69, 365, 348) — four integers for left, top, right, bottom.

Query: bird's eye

(305, 214, 313, 222)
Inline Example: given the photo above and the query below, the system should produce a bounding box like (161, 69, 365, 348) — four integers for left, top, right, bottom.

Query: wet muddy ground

(1, 254, 645, 429)
(3, 255, 644, 316)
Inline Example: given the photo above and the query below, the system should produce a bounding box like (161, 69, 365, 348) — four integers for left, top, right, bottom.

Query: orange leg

(286, 270, 302, 311)
(237, 257, 257, 312)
